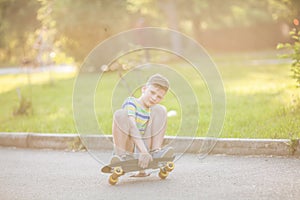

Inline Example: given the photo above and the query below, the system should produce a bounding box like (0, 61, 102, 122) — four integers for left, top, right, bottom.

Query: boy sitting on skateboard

(112, 73, 173, 175)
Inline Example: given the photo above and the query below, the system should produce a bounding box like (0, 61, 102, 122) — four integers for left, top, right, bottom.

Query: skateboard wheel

(113, 167, 123, 176)
(109, 175, 118, 185)
(165, 162, 175, 172)
(110, 166, 124, 184)
(159, 170, 168, 179)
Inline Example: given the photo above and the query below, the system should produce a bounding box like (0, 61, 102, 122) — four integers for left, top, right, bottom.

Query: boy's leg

(112, 109, 134, 156)
(144, 104, 167, 151)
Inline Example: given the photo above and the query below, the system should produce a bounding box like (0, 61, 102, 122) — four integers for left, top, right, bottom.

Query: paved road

(0, 65, 75, 75)
(0, 147, 299, 200)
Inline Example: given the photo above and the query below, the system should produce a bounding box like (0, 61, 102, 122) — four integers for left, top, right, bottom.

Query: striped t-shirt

(122, 97, 150, 134)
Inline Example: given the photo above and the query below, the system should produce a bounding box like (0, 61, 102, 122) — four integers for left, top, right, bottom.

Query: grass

(0, 51, 299, 139)
(220, 63, 300, 138)
(0, 72, 76, 133)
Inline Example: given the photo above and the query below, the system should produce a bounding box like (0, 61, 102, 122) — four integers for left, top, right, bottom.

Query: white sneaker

(110, 154, 135, 164)
(151, 147, 174, 159)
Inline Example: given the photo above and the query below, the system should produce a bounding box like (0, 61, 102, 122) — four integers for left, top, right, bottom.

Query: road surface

(0, 147, 299, 200)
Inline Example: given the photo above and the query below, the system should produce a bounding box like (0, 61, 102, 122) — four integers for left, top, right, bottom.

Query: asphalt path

(0, 147, 299, 200)
(0, 65, 75, 75)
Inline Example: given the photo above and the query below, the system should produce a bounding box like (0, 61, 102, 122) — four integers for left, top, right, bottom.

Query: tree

(34, 0, 56, 66)
(267, 0, 300, 23)
(0, 0, 39, 66)
(53, 0, 130, 63)
(0, 0, 298, 66)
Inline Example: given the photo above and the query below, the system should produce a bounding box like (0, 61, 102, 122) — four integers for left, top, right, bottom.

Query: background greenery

(1, 0, 300, 139)
(0, 0, 300, 66)
(1, 51, 299, 139)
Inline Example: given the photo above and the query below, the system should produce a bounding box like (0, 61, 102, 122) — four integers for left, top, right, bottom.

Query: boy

(112, 73, 173, 174)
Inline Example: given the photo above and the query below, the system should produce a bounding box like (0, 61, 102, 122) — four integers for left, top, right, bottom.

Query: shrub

(277, 25, 300, 87)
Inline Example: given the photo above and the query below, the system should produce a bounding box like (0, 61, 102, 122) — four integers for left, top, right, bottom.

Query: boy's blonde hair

(146, 74, 169, 91)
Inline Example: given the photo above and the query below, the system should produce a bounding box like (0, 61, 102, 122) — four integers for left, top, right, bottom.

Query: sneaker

(110, 155, 122, 164)
(151, 147, 174, 159)
(110, 153, 135, 164)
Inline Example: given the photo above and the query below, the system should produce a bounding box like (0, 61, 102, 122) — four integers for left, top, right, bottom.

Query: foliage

(277, 27, 300, 87)
(0, 0, 299, 66)
(34, 0, 56, 66)
(267, 0, 300, 22)
(0, 0, 39, 65)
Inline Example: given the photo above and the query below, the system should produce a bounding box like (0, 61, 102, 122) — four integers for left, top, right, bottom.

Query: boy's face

(140, 84, 167, 108)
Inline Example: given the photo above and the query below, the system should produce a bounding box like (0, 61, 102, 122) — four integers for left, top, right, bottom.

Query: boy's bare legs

(112, 105, 168, 171)
(112, 109, 134, 156)
(112, 109, 152, 170)
(143, 104, 167, 151)
(113, 105, 167, 155)
(127, 104, 167, 177)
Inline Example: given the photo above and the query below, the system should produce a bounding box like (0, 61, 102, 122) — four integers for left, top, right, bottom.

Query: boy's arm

(128, 116, 152, 168)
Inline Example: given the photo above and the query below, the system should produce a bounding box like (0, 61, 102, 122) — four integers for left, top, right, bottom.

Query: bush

(277, 26, 300, 87)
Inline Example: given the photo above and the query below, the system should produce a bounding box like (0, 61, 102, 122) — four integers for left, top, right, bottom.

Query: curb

(0, 132, 299, 157)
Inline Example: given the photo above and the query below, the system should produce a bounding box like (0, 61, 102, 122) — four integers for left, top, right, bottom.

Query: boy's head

(139, 74, 169, 108)
(146, 73, 169, 92)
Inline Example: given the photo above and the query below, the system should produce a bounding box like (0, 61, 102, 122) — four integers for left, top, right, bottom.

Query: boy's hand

(138, 152, 153, 169)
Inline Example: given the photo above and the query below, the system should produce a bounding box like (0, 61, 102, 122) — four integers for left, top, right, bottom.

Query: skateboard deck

(101, 155, 176, 185)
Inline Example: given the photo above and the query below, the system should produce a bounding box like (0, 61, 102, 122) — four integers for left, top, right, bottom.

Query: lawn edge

(0, 132, 299, 157)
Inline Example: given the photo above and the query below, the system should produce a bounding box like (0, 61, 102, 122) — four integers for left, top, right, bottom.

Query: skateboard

(101, 155, 175, 185)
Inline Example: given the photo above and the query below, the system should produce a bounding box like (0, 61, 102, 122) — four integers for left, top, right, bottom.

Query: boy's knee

(151, 104, 167, 116)
(113, 109, 128, 122)
(113, 109, 130, 130)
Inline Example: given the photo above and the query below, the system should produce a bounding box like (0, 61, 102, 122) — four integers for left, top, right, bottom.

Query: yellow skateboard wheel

(109, 175, 118, 185)
(113, 167, 124, 176)
(165, 162, 175, 172)
(110, 166, 124, 183)
(159, 170, 168, 179)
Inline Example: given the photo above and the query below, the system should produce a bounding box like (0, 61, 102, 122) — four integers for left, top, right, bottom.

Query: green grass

(0, 72, 76, 133)
(220, 63, 300, 138)
(0, 52, 299, 139)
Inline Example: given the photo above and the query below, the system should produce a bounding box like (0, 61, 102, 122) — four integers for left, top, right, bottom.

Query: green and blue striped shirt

(122, 97, 150, 134)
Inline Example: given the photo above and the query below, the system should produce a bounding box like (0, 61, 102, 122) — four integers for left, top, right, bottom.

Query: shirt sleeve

(122, 97, 136, 117)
